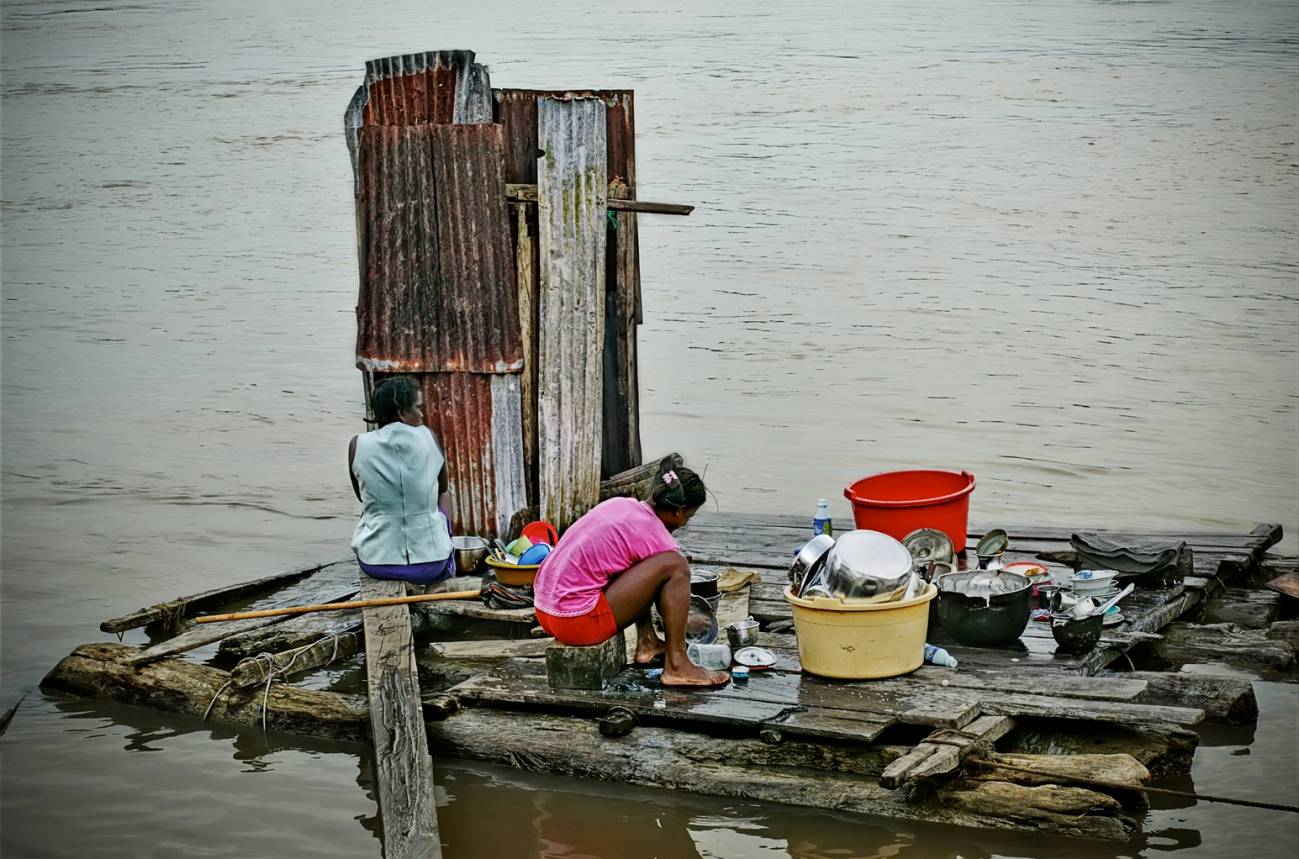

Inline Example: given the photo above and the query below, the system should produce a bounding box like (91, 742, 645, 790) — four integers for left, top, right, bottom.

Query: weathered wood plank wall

(536, 97, 608, 530)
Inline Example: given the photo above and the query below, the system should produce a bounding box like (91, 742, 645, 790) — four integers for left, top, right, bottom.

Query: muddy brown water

(2, 0, 1296, 856)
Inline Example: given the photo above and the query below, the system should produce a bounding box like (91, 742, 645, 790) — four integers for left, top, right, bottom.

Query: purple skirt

(357, 506, 457, 585)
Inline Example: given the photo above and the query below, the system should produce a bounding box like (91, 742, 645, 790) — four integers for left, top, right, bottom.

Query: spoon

(1092, 583, 1134, 617)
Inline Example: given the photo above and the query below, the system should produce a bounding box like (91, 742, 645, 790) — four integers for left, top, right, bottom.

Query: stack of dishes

(1069, 569, 1120, 598)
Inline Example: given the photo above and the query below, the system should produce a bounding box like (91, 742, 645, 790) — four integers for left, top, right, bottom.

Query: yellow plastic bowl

(784, 583, 937, 679)
(485, 556, 541, 587)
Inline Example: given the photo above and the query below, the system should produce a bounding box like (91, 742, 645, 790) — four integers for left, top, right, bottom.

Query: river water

(2, 0, 1296, 856)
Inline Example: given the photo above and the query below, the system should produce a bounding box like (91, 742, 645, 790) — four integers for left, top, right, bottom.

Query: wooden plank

(506, 183, 692, 215)
(1201, 587, 1280, 629)
(100, 558, 349, 633)
(220, 609, 363, 658)
(415, 600, 535, 625)
(220, 578, 486, 656)
(1138, 622, 1295, 672)
(881, 714, 1015, 788)
(536, 97, 607, 531)
(1114, 670, 1257, 725)
(1266, 572, 1299, 600)
(360, 576, 441, 859)
(127, 562, 361, 665)
(449, 658, 903, 741)
(428, 639, 552, 660)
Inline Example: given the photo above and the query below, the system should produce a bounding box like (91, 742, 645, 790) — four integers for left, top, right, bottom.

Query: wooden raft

(40, 514, 1292, 844)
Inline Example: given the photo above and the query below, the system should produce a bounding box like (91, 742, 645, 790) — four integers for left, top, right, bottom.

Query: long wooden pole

(194, 589, 482, 624)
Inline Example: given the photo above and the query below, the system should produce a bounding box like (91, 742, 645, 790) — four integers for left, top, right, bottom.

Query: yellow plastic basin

(784, 583, 936, 679)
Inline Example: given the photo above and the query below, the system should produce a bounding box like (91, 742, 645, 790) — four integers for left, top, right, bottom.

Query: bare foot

(633, 637, 666, 666)
(661, 663, 730, 687)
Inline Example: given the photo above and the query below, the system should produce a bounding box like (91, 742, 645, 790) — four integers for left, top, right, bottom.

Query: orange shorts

(535, 592, 619, 646)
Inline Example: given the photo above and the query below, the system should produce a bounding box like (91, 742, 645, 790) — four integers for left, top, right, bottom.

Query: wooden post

(359, 577, 442, 858)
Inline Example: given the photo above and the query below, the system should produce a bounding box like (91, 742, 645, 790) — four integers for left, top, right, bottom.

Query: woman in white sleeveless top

(348, 377, 455, 585)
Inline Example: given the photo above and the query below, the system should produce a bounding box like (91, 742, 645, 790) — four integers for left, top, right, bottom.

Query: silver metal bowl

(823, 530, 914, 603)
(790, 534, 835, 595)
(452, 535, 489, 574)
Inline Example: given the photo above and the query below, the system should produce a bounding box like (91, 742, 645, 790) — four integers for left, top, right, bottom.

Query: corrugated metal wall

(348, 53, 525, 538)
(355, 123, 522, 374)
(536, 97, 608, 529)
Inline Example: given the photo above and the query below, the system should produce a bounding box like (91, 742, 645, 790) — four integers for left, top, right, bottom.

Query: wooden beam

(99, 558, 349, 633)
(881, 714, 1014, 788)
(41, 643, 370, 741)
(359, 576, 441, 859)
(429, 708, 1133, 842)
(506, 183, 692, 215)
(126, 567, 360, 666)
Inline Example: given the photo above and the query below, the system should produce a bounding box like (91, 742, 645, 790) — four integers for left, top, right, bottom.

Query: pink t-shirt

(533, 497, 680, 616)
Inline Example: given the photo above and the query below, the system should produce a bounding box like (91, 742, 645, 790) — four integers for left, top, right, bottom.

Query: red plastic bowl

(843, 470, 976, 552)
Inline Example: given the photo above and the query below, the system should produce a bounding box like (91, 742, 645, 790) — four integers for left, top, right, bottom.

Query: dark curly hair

(371, 376, 421, 426)
(648, 456, 706, 511)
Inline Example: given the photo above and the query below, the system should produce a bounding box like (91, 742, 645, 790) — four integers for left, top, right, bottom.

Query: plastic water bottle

(813, 498, 833, 538)
(923, 643, 959, 668)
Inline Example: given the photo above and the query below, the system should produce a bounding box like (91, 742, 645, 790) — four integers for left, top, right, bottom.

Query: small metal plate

(733, 646, 777, 668)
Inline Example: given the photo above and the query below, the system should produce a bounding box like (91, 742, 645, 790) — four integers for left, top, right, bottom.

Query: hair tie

(663, 470, 678, 485)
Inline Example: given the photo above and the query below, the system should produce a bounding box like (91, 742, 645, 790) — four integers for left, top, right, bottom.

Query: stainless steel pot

(452, 536, 489, 574)
(823, 530, 913, 603)
(789, 534, 835, 595)
(726, 619, 760, 649)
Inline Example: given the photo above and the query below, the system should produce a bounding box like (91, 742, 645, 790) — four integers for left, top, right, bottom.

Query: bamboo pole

(194, 589, 482, 624)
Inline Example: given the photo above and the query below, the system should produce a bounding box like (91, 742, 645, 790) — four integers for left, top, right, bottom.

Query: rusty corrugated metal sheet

(344, 51, 490, 189)
(537, 97, 608, 530)
(355, 122, 522, 374)
(496, 89, 643, 479)
(370, 372, 523, 538)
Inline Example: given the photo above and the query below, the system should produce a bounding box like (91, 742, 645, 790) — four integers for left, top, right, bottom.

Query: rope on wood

(202, 680, 234, 722)
(154, 598, 189, 634)
(979, 759, 1299, 814)
(202, 633, 353, 731)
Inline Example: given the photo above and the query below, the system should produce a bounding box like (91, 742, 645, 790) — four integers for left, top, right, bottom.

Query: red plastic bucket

(843, 470, 976, 552)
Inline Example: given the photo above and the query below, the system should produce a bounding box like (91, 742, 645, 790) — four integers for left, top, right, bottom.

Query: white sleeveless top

(350, 423, 453, 565)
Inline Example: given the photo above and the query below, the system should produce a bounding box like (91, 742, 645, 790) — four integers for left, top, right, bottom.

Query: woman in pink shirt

(534, 460, 728, 687)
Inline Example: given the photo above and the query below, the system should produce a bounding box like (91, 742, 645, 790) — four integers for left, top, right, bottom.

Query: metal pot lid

(938, 569, 1031, 598)
(975, 529, 1010, 557)
(902, 528, 955, 566)
(734, 646, 776, 668)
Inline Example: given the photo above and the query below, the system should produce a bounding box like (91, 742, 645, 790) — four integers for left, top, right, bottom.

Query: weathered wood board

(359, 576, 441, 859)
(100, 558, 351, 633)
(127, 562, 361, 665)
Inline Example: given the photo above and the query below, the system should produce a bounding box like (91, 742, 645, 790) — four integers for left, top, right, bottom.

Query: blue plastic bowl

(518, 543, 552, 566)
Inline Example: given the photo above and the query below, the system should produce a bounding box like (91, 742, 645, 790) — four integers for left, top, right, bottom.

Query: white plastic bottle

(813, 498, 833, 538)
(923, 643, 959, 668)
